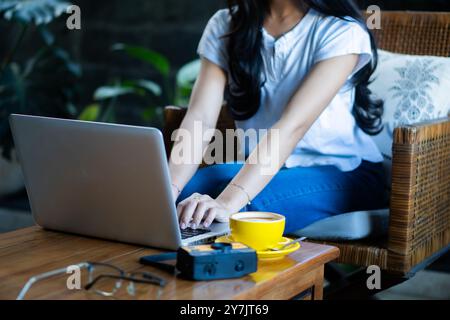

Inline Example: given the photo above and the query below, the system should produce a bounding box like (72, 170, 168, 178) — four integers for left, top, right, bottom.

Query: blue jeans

(178, 161, 389, 234)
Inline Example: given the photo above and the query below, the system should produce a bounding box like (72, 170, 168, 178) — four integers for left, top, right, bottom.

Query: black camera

(140, 242, 257, 281)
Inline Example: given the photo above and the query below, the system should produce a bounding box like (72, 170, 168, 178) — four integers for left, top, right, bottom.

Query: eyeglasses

(17, 261, 166, 300)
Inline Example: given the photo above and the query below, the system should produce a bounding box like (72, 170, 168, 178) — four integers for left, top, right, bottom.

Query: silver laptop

(10, 114, 229, 250)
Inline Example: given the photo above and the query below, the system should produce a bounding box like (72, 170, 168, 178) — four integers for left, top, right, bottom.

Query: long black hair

(225, 0, 383, 135)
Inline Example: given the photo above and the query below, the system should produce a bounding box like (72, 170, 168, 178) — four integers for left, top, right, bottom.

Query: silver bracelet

(229, 182, 252, 205)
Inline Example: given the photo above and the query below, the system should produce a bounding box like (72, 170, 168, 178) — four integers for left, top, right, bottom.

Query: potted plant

(0, 0, 81, 197)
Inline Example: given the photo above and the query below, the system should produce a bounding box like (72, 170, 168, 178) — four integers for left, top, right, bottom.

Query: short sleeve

(197, 9, 230, 72)
(314, 18, 373, 80)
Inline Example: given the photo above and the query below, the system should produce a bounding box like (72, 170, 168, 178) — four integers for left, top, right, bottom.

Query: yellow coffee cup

(229, 212, 285, 251)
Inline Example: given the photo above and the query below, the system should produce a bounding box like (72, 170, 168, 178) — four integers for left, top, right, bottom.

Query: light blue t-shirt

(197, 8, 383, 172)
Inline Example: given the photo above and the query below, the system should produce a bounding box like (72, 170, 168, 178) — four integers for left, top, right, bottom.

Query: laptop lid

(10, 114, 182, 250)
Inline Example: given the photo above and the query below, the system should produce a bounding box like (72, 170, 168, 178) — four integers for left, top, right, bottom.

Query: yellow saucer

(215, 235, 301, 260)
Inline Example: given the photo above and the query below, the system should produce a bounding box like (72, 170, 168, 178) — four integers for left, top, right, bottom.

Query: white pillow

(368, 50, 450, 186)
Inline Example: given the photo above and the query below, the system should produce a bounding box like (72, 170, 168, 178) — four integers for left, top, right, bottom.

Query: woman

(169, 0, 388, 234)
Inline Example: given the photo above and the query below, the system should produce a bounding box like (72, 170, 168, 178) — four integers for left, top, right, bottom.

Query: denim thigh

(178, 162, 388, 233)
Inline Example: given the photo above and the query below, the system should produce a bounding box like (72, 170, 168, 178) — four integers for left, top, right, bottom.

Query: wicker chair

(163, 11, 450, 280)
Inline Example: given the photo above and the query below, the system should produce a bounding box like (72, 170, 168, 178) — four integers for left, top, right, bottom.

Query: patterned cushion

(369, 50, 450, 186)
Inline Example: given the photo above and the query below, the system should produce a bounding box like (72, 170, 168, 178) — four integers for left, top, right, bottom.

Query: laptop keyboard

(181, 227, 211, 240)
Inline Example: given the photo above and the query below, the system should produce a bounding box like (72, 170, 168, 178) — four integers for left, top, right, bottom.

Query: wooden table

(0, 227, 339, 300)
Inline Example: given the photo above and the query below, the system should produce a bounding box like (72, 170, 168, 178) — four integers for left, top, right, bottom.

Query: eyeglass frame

(16, 261, 166, 300)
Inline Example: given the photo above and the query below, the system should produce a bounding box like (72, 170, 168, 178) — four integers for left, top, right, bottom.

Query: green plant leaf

(38, 25, 55, 46)
(112, 43, 170, 77)
(124, 79, 162, 97)
(176, 59, 201, 88)
(93, 86, 135, 101)
(174, 59, 200, 106)
(23, 47, 48, 77)
(53, 47, 82, 77)
(0, 0, 71, 25)
(78, 104, 100, 121)
(100, 104, 116, 123)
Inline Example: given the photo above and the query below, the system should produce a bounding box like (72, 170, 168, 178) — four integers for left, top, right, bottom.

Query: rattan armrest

(388, 116, 450, 272)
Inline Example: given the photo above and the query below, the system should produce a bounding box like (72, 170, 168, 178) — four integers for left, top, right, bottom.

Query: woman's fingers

(203, 208, 217, 228)
(176, 202, 185, 218)
(179, 198, 199, 229)
(191, 201, 209, 229)
(177, 193, 226, 229)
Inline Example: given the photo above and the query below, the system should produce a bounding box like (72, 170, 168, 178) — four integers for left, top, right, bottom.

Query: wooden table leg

(312, 265, 325, 300)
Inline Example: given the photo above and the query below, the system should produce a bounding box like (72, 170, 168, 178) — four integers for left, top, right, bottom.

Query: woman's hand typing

(177, 193, 231, 229)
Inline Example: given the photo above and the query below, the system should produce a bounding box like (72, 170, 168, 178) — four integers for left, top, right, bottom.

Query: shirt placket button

(274, 42, 283, 80)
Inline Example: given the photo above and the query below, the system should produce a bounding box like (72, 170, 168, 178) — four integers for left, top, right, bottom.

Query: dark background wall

(1, 0, 449, 106)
